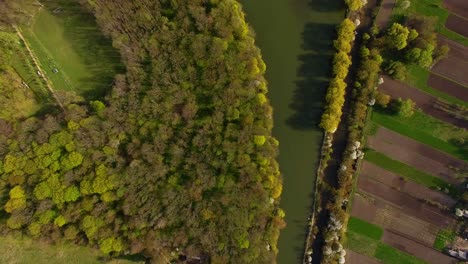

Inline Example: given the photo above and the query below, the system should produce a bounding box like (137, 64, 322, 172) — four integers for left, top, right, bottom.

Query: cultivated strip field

(346, 250, 382, 264)
(378, 75, 468, 129)
(443, 0, 468, 18)
(367, 127, 467, 185)
(445, 14, 468, 38)
(376, 0, 395, 29)
(346, 2, 467, 263)
(432, 37, 468, 89)
(381, 230, 454, 264)
(360, 161, 457, 208)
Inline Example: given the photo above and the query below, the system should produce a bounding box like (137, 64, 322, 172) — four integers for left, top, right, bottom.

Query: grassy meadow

(0, 235, 144, 264)
(19, 0, 123, 99)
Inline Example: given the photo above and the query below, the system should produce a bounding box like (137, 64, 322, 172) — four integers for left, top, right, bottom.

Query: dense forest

(0, 0, 284, 263)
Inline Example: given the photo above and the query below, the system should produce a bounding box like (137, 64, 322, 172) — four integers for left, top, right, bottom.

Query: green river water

(242, 1, 344, 263)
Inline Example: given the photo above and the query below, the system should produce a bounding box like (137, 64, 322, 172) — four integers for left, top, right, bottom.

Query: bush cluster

(321, 39, 383, 264)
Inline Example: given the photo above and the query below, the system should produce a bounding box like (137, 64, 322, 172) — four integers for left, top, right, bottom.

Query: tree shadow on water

(308, 0, 345, 12)
(287, 22, 338, 130)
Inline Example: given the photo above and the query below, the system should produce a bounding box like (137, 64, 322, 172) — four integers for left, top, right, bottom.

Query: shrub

(386, 23, 410, 50)
(376, 92, 391, 108)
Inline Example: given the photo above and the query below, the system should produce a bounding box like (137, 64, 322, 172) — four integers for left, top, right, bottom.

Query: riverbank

(303, 0, 381, 263)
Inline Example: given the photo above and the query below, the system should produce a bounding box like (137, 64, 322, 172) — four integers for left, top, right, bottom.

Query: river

(242, 0, 344, 263)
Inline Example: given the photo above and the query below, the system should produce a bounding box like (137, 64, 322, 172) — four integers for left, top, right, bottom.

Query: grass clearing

(365, 150, 458, 196)
(0, 235, 144, 264)
(405, 65, 468, 108)
(372, 109, 468, 161)
(393, 0, 468, 45)
(348, 217, 384, 240)
(375, 243, 427, 264)
(433, 229, 456, 250)
(345, 231, 379, 257)
(20, 0, 124, 99)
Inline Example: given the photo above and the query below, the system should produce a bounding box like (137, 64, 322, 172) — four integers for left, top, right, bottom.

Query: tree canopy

(0, 1, 284, 263)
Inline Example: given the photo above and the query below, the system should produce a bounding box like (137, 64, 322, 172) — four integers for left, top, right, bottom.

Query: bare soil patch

(382, 230, 456, 264)
(445, 14, 468, 38)
(444, 0, 468, 19)
(346, 250, 382, 264)
(375, 0, 395, 29)
(352, 190, 447, 246)
(428, 74, 468, 101)
(351, 194, 379, 221)
(361, 161, 457, 209)
(368, 127, 468, 184)
(357, 177, 454, 228)
(378, 75, 468, 128)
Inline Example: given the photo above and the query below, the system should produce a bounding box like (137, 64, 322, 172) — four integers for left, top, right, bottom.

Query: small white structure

(378, 77, 384, 85)
(354, 19, 361, 26)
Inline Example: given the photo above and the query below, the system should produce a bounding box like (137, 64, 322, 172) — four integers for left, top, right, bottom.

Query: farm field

(346, 1, 467, 263)
(392, 0, 468, 45)
(377, 76, 468, 129)
(17, 0, 123, 99)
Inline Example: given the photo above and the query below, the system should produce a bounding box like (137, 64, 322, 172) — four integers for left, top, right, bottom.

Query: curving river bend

(242, 0, 344, 263)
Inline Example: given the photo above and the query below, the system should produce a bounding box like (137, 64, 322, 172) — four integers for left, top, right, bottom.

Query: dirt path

(378, 75, 468, 128)
(14, 26, 63, 109)
(382, 230, 455, 264)
(443, 0, 468, 19)
(375, 0, 395, 29)
(368, 127, 467, 184)
(445, 14, 468, 38)
(360, 161, 457, 208)
(346, 250, 381, 264)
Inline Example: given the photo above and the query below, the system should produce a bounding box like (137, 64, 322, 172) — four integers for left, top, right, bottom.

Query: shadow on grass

(41, 0, 125, 100)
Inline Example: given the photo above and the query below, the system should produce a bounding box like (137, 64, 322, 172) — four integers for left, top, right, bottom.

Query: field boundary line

(14, 25, 64, 110)
(430, 71, 468, 89)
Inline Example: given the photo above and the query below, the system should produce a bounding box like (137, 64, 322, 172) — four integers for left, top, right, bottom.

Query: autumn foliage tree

(0, 0, 284, 263)
(320, 19, 356, 133)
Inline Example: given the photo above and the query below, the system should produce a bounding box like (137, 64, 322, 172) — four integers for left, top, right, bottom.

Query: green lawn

(372, 109, 468, 161)
(433, 229, 456, 251)
(346, 231, 379, 256)
(393, 0, 468, 45)
(0, 235, 144, 264)
(375, 244, 427, 264)
(347, 217, 384, 240)
(405, 65, 468, 108)
(20, 0, 123, 99)
(365, 150, 458, 196)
